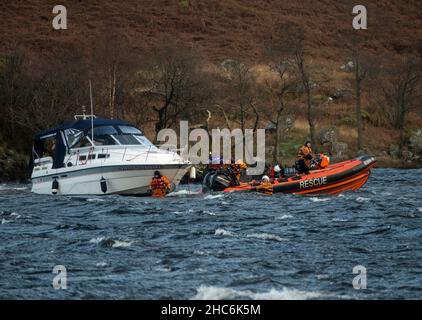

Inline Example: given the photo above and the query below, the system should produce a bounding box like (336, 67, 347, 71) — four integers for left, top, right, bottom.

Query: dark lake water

(1, 168, 421, 299)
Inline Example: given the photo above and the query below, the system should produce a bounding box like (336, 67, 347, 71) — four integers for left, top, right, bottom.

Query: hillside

(0, 0, 422, 179)
(1, 0, 421, 62)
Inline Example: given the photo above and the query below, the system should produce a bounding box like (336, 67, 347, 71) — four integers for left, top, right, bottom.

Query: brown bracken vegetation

(0, 0, 421, 181)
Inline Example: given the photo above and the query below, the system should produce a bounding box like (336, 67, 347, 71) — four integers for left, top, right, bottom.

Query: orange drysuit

(150, 176, 171, 197)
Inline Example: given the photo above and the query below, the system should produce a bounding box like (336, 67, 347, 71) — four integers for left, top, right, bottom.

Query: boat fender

(189, 166, 196, 179)
(52, 179, 59, 195)
(100, 177, 107, 193)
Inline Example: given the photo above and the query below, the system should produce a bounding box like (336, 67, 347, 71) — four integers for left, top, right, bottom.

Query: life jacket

(297, 146, 313, 167)
(297, 146, 312, 159)
(319, 154, 330, 168)
(256, 182, 273, 195)
(150, 176, 170, 197)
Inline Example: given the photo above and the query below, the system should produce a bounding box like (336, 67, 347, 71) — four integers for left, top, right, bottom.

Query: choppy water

(1, 168, 422, 299)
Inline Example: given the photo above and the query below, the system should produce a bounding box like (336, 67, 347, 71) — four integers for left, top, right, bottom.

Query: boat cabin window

(88, 126, 119, 146)
(93, 126, 119, 136)
(118, 125, 143, 135)
(72, 136, 93, 148)
(42, 138, 56, 158)
(134, 135, 155, 147)
(64, 129, 84, 148)
(82, 125, 156, 147)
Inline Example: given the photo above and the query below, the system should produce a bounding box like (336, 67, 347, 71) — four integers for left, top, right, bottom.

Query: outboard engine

(202, 167, 239, 192)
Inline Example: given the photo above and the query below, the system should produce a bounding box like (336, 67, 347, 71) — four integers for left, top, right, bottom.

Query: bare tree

(223, 59, 255, 134)
(351, 38, 366, 151)
(269, 23, 316, 146)
(12, 57, 86, 134)
(378, 56, 421, 157)
(264, 62, 297, 162)
(341, 30, 375, 151)
(91, 34, 136, 119)
(137, 41, 212, 141)
(0, 51, 26, 139)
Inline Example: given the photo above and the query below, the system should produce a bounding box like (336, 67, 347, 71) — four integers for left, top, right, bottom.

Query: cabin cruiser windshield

(68, 125, 157, 149)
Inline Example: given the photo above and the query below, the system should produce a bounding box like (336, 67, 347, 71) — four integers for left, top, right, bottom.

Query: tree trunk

(109, 64, 117, 119)
(154, 106, 166, 143)
(298, 57, 316, 147)
(305, 85, 316, 147)
(398, 101, 406, 159)
(273, 118, 280, 163)
(355, 61, 363, 150)
(273, 104, 284, 163)
(240, 103, 245, 134)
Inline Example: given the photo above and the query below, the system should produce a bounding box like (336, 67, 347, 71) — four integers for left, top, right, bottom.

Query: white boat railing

(67, 144, 187, 166)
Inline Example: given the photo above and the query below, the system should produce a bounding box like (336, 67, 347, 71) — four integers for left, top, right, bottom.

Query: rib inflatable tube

(222, 155, 376, 195)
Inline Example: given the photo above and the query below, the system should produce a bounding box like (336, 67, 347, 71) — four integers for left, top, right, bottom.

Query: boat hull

(223, 155, 376, 195)
(31, 164, 190, 196)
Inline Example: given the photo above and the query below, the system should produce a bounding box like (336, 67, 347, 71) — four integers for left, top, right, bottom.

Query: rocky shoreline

(0, 148, 29, 183)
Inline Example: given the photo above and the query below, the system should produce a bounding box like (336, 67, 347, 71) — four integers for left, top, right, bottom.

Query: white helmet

(274, 164, 281, 172)
(262, 175, 270, 182)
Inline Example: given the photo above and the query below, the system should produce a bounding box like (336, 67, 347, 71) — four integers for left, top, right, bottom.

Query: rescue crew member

(297, 141, 313, 175)
(233, 159, 248, 181)
(255, 175, 273, 195)
(227, 158, 248, 182)
(269, 162, 283, 179)
(150, 170, 171, 197)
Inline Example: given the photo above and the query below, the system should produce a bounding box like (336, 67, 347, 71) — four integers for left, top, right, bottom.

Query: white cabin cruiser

(30, 115, 191, 195)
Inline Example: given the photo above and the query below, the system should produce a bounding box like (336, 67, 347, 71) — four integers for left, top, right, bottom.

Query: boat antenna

(89, 80, 94, 144)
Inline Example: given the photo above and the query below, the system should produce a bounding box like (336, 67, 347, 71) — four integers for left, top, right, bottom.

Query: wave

(95, 262, 108, 267)
(167, 190, 202, 197)
(356, 197, 371, 203)
(309, 197, 330, 202)
(214, 228, 236, 237)
(1, 218, 11, 224)
(246, 233, 285, 242)
(277, 214, 293, 220)
(86, 198, 106, 202)
(155, 266, 172, 272)
(89, 237, 106, 244)
(112, 240, 133, 248)
(204, 194, 225, 200)
(192, 285, 323, 300)
(89, 237, 133, 248)
(0, 185, 28, 191)
(193, 250, 209, 256)
(10, 212, 21, 218)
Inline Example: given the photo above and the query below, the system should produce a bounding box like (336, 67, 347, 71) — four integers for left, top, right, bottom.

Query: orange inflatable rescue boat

(203, 155, 376, 195)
